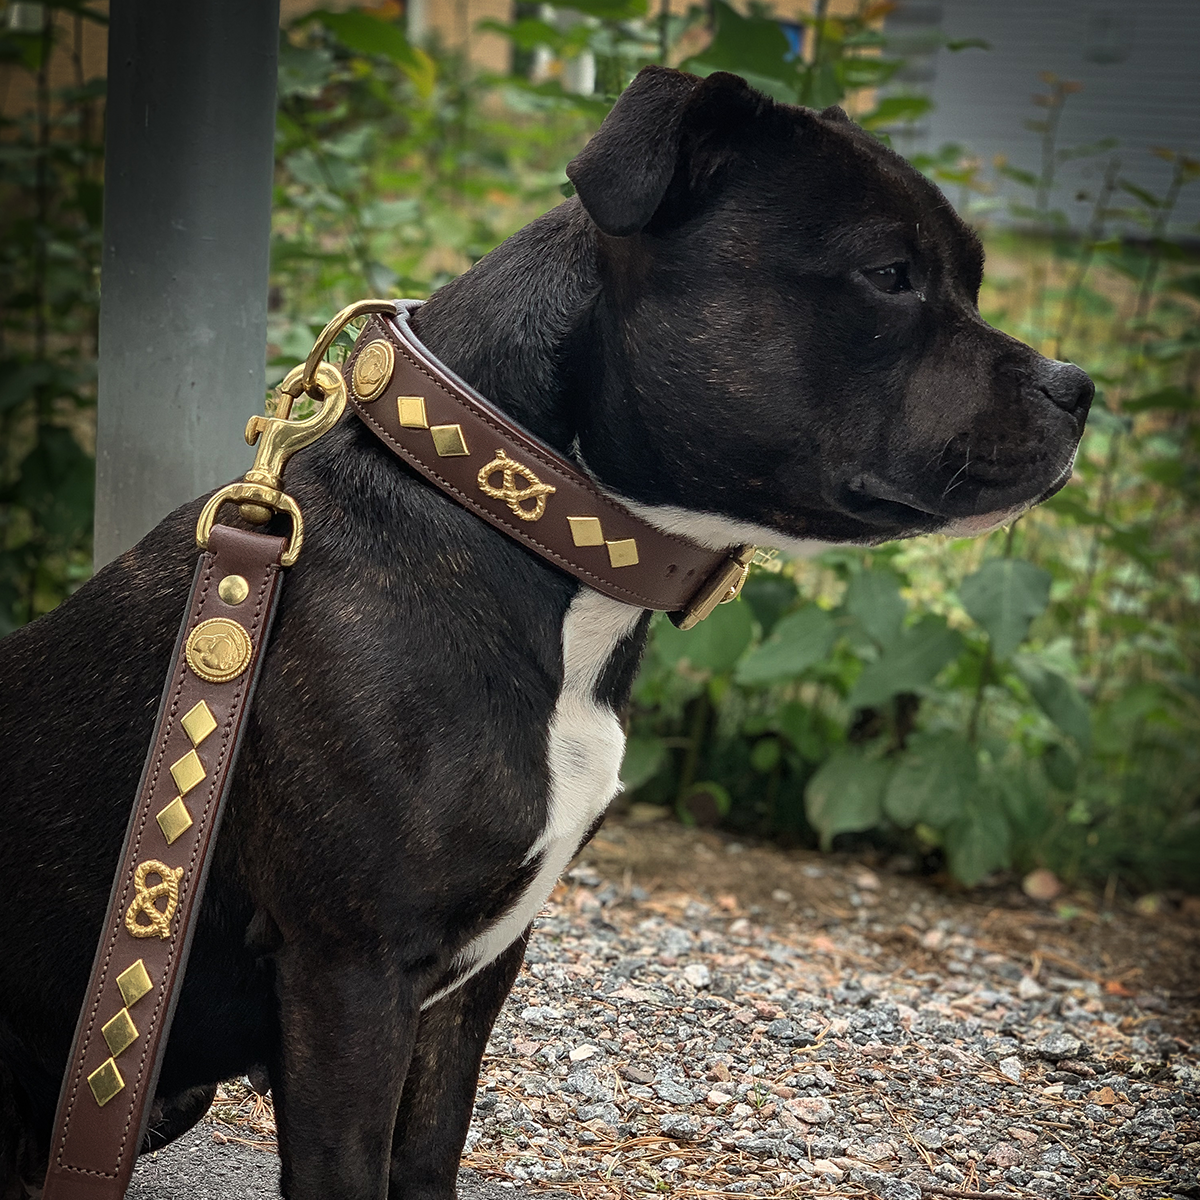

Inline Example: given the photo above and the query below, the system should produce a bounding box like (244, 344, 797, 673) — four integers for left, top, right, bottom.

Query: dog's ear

(567, 69, 774, 237)
(566, 67, 700, 237)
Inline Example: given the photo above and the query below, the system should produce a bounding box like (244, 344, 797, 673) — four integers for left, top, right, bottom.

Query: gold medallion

(185, 618, 252, 683)
(352, 339, 395, 402)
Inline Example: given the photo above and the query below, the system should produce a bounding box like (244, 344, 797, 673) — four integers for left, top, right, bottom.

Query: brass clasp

(195, 362, 346, 567)
(194, 299, 395, 567)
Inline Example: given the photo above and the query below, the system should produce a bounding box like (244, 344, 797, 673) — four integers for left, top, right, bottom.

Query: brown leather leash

(44, 302, 754, 1197)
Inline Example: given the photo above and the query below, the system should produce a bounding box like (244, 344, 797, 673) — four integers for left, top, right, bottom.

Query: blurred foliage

(3, 1, 1198, 894)
(0, 2, 103, 634)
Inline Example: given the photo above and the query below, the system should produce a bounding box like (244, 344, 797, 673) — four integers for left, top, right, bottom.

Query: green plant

(0, 2, 105, 633)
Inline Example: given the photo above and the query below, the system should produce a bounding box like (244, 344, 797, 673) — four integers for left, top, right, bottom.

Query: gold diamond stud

(398, 396, 428, 428)
(169, 749, 206, 796)
(117, 959, 153, 1008)
(88, 1058, 125, 1107)
(180, 700, 217, 747)
(101, 1008, 139, 1058)
(568, 516, 605, 547)
(430, 424, 469, 457)
(606, 539, 640, 568)
(156, 797, 194, 845)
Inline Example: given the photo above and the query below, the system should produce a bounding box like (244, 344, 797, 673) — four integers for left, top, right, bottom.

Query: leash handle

(42, 526, 285, 1200)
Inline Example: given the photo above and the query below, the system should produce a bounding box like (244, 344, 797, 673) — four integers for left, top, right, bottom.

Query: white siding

(886, 0, 1200, 232)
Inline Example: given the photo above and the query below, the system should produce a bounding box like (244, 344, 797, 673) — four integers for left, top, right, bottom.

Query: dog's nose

(1041, 361, 1094, 416)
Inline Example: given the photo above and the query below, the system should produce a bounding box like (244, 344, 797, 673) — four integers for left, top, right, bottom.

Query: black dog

(0, 67, 1090, 1199)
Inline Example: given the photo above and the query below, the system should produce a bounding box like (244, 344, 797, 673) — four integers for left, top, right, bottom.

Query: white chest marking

(422, 588, 639, 1009)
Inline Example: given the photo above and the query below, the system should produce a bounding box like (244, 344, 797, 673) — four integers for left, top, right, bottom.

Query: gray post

(94, 0, 281, 567)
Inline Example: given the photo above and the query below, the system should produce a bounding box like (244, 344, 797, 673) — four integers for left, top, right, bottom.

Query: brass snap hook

(196, 300, 394, 566)
(195, 362, 347, 567)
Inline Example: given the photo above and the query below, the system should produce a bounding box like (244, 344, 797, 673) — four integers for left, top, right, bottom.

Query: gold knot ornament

(477, 449, 556, 522)
(124, 860, 184, 940)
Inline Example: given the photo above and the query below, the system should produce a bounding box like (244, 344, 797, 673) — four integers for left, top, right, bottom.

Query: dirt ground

(583, 818, 1200, 1043)
(195, 815, 1198, 1200)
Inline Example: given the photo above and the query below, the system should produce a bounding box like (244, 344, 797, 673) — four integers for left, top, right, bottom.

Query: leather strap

(43, 526, 286, 1200)
(345, 304, 747, 621)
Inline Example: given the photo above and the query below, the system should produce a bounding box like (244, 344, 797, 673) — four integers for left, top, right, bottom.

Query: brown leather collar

(344, 303, 751, 628)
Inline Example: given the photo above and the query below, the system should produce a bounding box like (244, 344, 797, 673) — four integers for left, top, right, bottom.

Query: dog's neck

(407, 199, 599, 459)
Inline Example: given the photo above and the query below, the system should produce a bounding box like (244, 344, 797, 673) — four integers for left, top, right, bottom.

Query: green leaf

(1123, 385, 1196, 413)
(1012, 655, 1091, 749)
(314, 10, 436, 94)
(943, 802, 1011, 886)
(845, 568, 906, 649)
(542, 0, 648, 18)
(276, 41, 335, 99)
(620, 735, 668, 791)
(959, 558, 1051, 660)
(750, 737, 781, 773)
(682, 0, 797, 94)
(883, 731, 977, 829)
(859, 94, 932, 130)
(775, 702, 825, 762)
(804, 749, 892, 850)
(656, 597, 754, 675)
(1042, 743, 1077, 791)
(847, 616, 963, 708)
(734, 603, 835, 686)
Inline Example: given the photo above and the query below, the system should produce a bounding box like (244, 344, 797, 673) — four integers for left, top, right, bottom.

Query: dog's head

(566, 67, 1093, 550)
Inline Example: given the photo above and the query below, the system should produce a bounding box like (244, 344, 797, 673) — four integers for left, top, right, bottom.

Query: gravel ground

(197, 818, 1198, 1200)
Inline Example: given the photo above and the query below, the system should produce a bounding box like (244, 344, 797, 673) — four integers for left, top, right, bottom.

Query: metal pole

(94, 0, 281, 567)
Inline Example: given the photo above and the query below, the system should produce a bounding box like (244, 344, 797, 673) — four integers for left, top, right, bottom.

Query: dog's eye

(863, 263, 912, 294)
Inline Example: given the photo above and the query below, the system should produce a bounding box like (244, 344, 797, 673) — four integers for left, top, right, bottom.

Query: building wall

(886, 0, 1200, 232)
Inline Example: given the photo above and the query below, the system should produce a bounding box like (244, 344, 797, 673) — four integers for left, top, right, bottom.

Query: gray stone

(653, 1081, 696, 1107)
(574, 1102, 621, 1126)
(999, 1055, 1022, 1082)
(1034, 1029, 1086, 1061)
(659, 1114, 700, 1140)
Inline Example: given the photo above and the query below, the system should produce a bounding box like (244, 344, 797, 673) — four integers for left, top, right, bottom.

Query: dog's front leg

(388, 934, 529, 1200)
(272, 944, 419, 1200)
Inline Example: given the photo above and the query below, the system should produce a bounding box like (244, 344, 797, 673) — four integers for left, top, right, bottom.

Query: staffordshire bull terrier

(0, 66, 1091, 1199)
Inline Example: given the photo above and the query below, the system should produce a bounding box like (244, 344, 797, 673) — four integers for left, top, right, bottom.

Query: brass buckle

(195, 299, 396, 567)
(674, 544, 756, 631)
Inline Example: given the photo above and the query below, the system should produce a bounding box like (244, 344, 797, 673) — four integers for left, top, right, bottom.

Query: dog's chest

(425, 589, 640, 1005)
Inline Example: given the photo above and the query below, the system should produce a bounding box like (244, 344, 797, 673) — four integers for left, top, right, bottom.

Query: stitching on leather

(383, 326, 710, 557)
(351, 328, 701, 611)
(53, 555, 214, 1176)
(117, 544, 273, 1166)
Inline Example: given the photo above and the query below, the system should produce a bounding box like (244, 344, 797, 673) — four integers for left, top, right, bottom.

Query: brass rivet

(398, 395, 428, 428)
(169, 749, 206, 797)
(185, 617, 252, 684)
(218, 574, 249, 605)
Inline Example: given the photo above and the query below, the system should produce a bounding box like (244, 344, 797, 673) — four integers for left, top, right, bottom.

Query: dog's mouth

(836, 457, 1076, 539)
